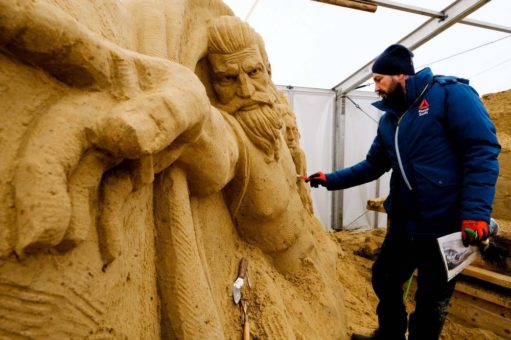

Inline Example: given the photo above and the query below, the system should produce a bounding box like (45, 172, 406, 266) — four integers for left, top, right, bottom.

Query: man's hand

(305, 171, 328, 188)
(462, 220, 489, 247)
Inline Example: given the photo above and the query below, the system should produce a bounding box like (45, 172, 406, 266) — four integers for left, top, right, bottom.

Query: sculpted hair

(208, 16, 256, 54)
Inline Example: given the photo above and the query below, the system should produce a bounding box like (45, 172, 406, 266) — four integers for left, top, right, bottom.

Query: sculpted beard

(235, 104, 283, 162)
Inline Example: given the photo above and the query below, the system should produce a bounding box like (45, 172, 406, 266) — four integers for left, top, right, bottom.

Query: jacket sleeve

(325, 131, 391, 190)
(444, 83, 501, 222)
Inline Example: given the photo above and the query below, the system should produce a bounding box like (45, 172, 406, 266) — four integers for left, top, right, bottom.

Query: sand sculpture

(483, 91, 511, 221)
(0, 1, 346, 339)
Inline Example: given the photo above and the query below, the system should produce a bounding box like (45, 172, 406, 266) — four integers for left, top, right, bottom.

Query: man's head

(207, 16, 281, 162)
(207, 16, 275, 114)
(372, 44, 415, 109)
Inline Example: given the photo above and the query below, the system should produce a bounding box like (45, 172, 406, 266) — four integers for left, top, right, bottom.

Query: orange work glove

(461, 219, 489, 247)
(304, 171, 328, 188)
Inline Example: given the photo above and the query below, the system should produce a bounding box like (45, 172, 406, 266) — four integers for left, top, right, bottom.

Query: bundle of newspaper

(437, 218, 508, 281)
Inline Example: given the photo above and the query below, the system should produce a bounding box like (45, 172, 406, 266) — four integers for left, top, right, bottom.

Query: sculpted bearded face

(207, 17, 282, 162)
(283, 111, 300, 151)
(209, 45, 273, 114)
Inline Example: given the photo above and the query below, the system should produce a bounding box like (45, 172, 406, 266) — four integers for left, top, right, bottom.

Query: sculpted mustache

(217, 91, 275, 112)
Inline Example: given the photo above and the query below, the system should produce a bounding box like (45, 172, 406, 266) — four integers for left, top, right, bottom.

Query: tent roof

(223, 0, 511, 96)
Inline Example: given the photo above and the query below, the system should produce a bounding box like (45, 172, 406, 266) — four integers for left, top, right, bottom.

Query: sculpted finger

(56, 151, 119, 252)
(90, 89, 207, 159)
(97, 168, 133, 265)
(14, 158, 72, 255)
(13, 105, 91, 256)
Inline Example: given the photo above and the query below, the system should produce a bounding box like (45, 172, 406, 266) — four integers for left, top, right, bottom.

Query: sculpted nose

(237, 72, 255, 98)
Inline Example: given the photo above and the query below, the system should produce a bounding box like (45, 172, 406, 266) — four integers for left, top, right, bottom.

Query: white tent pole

(245, 0, 260, 21)
(368, 0, 511, 34)
(332, 0, 491, 94)
(331, 94, 346, 230)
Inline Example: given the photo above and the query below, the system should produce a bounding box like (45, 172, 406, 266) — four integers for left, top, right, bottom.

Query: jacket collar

(372, 67, 434, 115)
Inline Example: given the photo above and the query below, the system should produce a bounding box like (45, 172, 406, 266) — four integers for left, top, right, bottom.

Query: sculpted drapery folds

(0, 2, 346, 339)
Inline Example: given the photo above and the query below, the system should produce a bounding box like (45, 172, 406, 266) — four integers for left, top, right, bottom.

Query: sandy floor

(330, 219, 511, 339)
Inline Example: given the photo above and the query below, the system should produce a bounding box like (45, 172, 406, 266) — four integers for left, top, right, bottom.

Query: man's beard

(235, 104, 283, 163)
(382, 82, 407, 114)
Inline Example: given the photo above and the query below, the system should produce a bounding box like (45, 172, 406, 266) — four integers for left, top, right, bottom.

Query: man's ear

(398, 74, 408, 88)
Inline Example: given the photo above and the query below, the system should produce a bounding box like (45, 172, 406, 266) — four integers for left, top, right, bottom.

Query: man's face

(209, 46, 273, 114)
(372, 73, 402, 100)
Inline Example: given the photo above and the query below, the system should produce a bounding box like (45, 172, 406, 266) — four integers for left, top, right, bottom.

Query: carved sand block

(0, 1, 348, 338)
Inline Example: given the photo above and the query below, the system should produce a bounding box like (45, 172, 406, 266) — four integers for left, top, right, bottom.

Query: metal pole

(331, 93, 346, 230)
(367, 0, 511, 34)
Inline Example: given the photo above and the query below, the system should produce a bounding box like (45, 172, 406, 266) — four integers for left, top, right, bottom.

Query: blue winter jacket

(326, 68, 500, 236)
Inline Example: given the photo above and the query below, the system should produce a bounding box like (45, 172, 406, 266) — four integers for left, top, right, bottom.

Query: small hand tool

(232, 258, 248, 304)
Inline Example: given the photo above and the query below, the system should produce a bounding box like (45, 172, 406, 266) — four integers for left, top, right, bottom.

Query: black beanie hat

(372, 44, 415, 75)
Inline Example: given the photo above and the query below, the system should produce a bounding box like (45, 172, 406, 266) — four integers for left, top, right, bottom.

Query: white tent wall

(278, 86, 390, 231)
(339, 91, 390, 230)
(278, 86, 335, 230)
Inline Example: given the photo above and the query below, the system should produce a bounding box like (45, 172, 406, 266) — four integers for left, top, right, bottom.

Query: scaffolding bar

(368, 0, 511, 34)
(333, 0, 491, 94)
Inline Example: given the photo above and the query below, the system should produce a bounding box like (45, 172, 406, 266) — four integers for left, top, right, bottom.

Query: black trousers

(372, 227, 457, 340)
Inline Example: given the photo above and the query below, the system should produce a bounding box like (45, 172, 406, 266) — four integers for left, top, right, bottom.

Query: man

(306, 44, 500, 339)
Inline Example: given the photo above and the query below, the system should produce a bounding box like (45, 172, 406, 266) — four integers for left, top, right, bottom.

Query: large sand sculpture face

(0, 1, 346, 339)
(208, 46, 272, 111)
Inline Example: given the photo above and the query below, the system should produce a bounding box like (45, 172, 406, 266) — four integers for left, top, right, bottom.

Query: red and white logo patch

(418, 99, 429, 116)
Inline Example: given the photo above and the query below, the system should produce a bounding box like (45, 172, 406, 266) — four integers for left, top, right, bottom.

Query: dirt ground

(330, 218, 511, 339)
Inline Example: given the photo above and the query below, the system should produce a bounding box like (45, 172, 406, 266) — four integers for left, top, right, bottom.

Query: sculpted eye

(248, 67, 261, 77)
(219, 75, 237, 84)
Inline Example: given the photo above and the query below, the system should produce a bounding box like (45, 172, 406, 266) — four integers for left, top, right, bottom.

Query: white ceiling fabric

(223, 0, 511, 95)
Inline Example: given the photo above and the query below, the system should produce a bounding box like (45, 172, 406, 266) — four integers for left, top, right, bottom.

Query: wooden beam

(406, 276, 511, 337)
(455, 281, 511, 309)
(449, 291, 511, 339)
(366, 197, 386, 213)
(462, 266, 511, 289)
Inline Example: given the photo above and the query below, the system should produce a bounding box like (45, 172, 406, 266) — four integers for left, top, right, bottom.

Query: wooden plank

(448, 291, 511, 339)
(463, 265, 511, 289)
(366, 197, 386, 213)
(406, 274, 511, 309)
(455, 280, 511, 309)
(405, 275, 511, 337)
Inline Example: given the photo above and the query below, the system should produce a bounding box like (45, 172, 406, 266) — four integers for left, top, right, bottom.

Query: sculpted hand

(304, 172, 328, 188)
(2, 1, 210, 257)
(461, 220, 489, 247)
